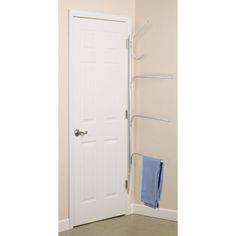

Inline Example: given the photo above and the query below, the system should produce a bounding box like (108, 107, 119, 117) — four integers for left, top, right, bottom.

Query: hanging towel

(141, 156, 164, 209)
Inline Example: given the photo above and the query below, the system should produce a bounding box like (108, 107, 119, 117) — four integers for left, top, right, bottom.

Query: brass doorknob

(74, 129, 88, 136)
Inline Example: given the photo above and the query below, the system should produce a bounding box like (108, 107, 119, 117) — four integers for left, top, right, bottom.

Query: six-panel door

(70, 14, 129, 226)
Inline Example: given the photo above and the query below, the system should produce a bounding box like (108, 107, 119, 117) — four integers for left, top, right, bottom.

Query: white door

(69, 11, 130, 227)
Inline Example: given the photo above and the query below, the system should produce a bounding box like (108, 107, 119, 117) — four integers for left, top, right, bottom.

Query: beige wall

(59, 0, 177, 220)
(59, 0, 135, 220)
(134, 0, 177, 210)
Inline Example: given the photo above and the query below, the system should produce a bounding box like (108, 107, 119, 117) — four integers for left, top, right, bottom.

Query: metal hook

(131, 41, 144, 60)
(133, 20, 150, 39)
(131, 20, 150, 61)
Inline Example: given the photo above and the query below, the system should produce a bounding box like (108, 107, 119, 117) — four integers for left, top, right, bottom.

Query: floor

(59, 214, 177, 236)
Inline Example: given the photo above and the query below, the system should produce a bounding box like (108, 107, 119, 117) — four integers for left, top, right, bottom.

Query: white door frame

(69, 10, 132, 228)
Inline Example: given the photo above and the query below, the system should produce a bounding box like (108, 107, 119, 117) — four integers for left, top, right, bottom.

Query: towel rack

(132, 74, 173, 81)
(131, 114, 170, 125)
(126, 20, 173, 192)
(131, 152, 166, 164)
(130, 20, 150, 60)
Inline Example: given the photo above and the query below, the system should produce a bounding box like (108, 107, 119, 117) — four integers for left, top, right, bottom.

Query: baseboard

(59, 204, 176, 232)
(59, 218, 70, 232)
(131, 203, 177, 222)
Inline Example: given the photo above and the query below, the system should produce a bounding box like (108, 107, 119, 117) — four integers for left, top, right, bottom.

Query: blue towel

(141, 156, 164, 209)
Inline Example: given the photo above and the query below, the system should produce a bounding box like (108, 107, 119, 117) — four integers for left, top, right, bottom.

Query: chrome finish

(74, 129, 88, 137)
(132, 74, 173, 81)
(131, 20, 150, 60)
(127, 35, 132, 192)
(132, 20, 150, 39)
(126, 20, 171, 194)
(131, 114, 171, 124)
(131, 152, 166, 164)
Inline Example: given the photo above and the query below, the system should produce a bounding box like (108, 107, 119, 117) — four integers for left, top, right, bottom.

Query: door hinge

(126, 38, 129, 49)
(125, 180, 128, 190)
(125, 110, 128, 119)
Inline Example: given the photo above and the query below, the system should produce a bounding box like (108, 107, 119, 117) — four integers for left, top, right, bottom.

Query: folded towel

(141, 156, 164, 209)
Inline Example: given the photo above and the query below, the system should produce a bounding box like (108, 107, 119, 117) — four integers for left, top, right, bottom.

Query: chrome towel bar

(131, 152, 166, 164)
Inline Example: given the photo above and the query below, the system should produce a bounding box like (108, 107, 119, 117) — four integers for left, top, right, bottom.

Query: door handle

(74, 129, 88, 137)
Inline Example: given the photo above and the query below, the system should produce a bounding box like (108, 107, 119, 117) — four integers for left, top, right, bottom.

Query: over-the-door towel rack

(126, 20, 173, 192)
(132, 74, 173, 80)
(131, 153, 166, 165)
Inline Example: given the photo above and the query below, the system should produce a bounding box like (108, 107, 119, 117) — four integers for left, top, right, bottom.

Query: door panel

(70, 13, 129, 226)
